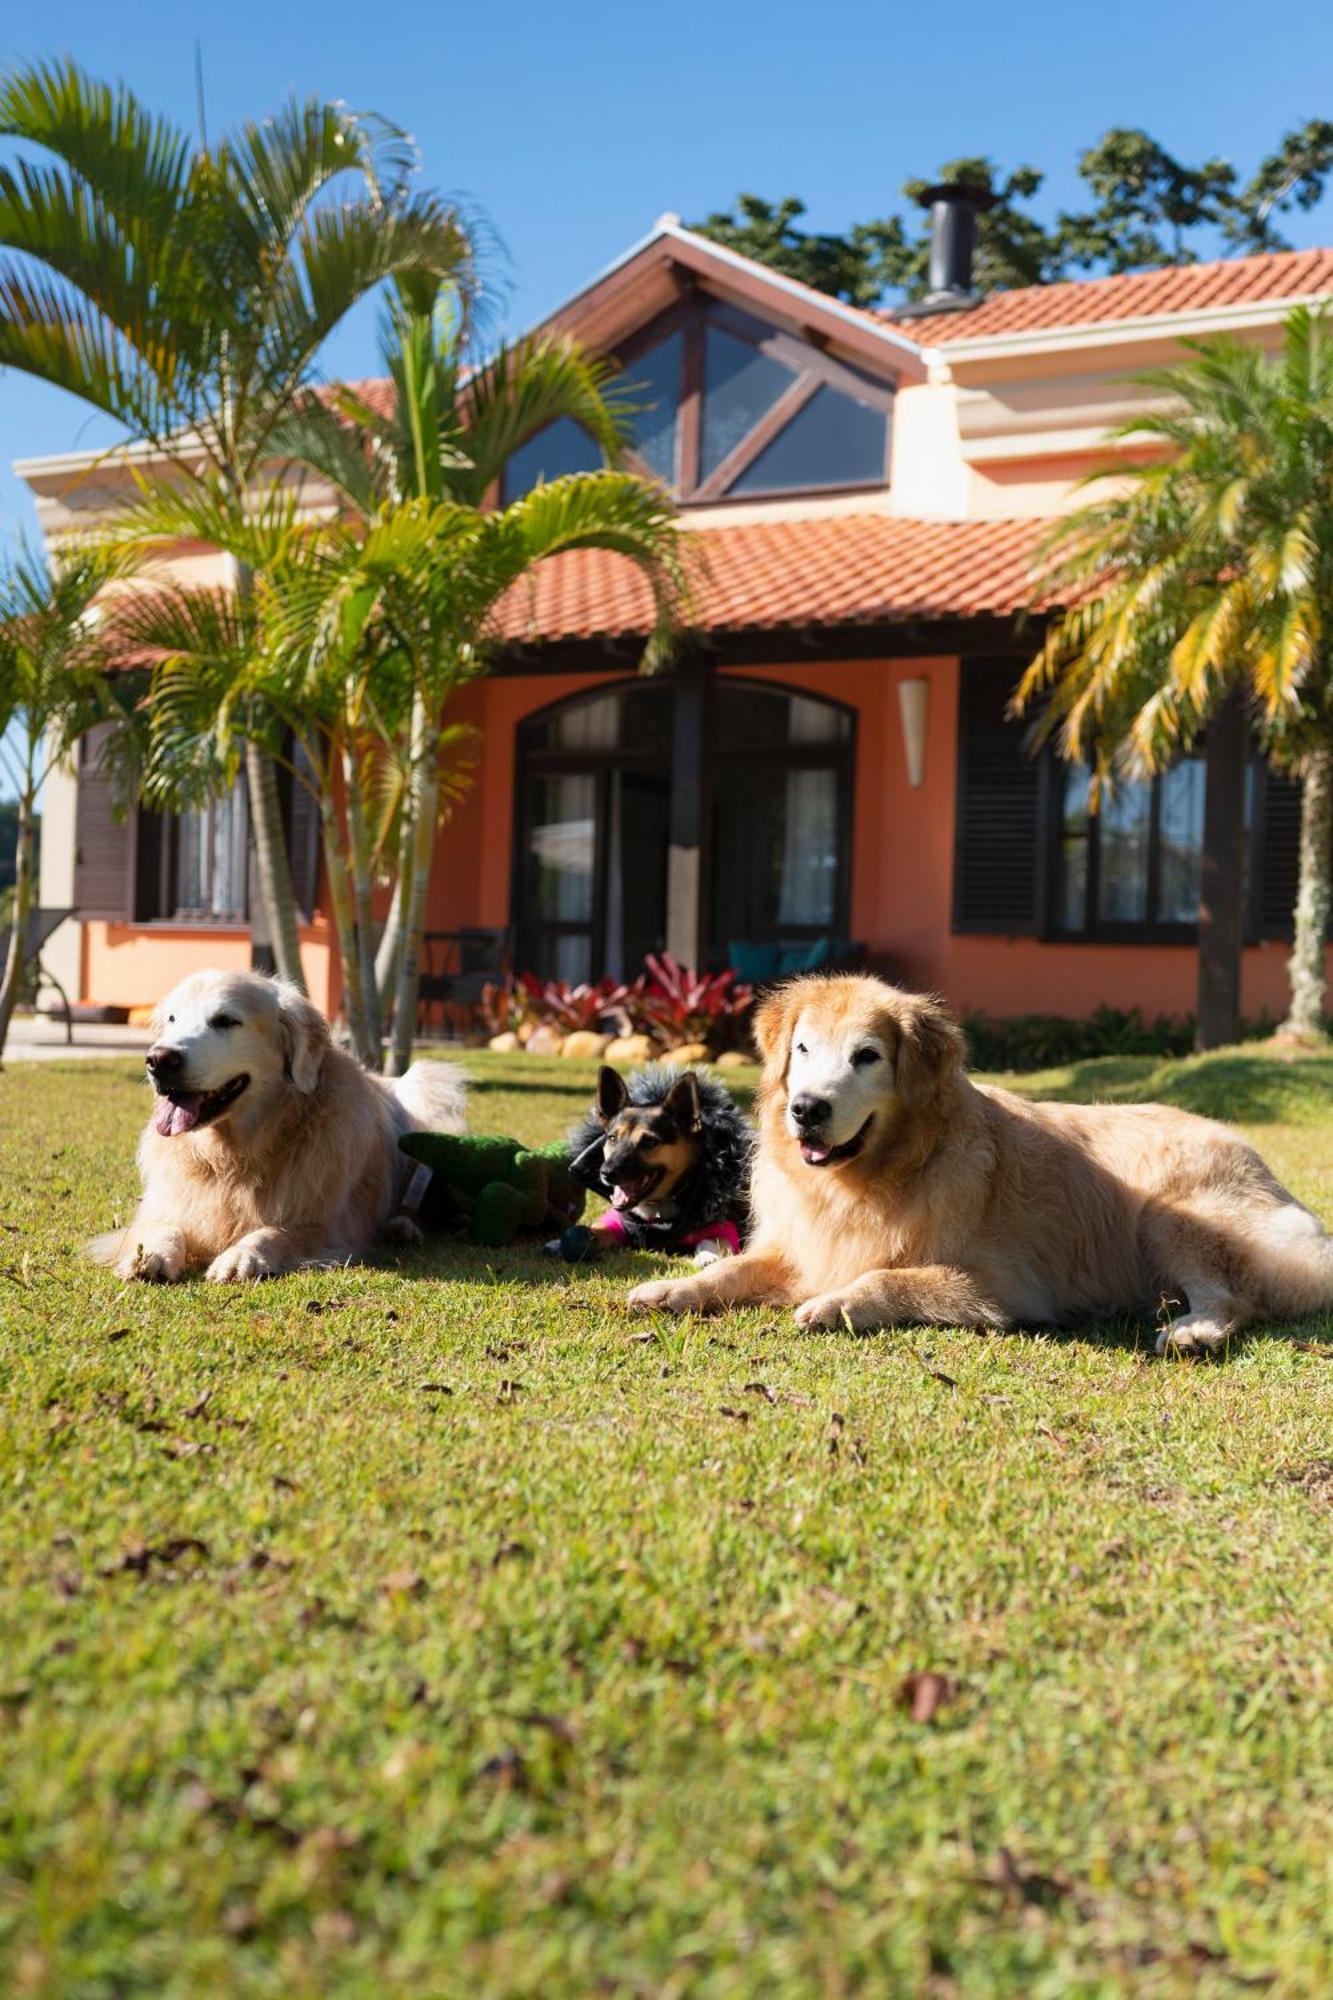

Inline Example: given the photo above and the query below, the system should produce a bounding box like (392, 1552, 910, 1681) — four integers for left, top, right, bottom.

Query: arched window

(514, 677, 853, 979)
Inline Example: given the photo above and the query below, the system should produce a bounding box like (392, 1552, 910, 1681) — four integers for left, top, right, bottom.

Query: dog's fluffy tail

(392, 1058, 468, 1135)
(1249, 1202, 1333, 1319)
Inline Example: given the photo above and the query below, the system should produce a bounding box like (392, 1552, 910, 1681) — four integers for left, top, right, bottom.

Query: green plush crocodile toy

(397, 1132, 586, 1248)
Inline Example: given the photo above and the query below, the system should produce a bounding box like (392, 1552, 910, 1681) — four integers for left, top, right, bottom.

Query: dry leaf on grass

(896, 1670, 960, 1724)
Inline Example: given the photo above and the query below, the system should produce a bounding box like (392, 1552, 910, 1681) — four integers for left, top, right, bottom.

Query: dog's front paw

(206, 1241, 277, 1284)
(382, 1213, 423, 1248)
(794, 1290, 864, 1332)
(628, 1278, 700, 1315)
(1156, 1313, 1232, 1357)
(118, 1241, 184, 1284)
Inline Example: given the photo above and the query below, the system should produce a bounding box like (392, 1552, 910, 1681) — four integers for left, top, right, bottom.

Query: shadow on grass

(1003, 1048, 1333, 1124)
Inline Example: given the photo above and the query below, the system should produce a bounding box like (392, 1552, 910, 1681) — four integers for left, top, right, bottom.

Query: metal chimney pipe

(897, 182, 997, 318)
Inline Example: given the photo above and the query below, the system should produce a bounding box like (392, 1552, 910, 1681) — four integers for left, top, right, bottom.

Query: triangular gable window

(499, 301, 892, 506)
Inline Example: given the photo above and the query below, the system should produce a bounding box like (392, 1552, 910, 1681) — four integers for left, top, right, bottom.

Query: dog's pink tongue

(800, 1140, 831, 1164)
(155, 1094, 203, 1138)
(611, 1185, 634, 1210)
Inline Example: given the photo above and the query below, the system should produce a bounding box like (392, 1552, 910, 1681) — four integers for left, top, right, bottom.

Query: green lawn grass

(2, 1047, 1332, 1997)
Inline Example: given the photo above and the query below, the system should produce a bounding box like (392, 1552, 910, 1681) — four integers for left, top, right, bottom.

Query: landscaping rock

(716, 1049, 753, 1069)
(488, 1031, 521, 1054)
(561, 1030, 612, 1060)
(525, 1025, 566, 1057)
(604, 1034, 655, 1066)
(667, 1041, 711, 1065)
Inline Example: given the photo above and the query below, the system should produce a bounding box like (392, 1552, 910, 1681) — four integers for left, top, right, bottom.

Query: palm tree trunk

(374, 862, 406, 1034)
(319, 799, 374, 1064)
(0, 783, 37, 1064)
(1279, 740, 1333, 1042)
(231, 554, 306, 993)
(1195, 687, 1248, 1051)
(375, 712, 423, 1020)
(389, 724, 439, 1076)
(245, 739, 306, 991)
(342, 742, 383, 1065)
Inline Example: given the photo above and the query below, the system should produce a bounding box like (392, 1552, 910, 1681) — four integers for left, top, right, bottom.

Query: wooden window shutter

(952, 658, 1042, 935)
(1257, 767, 1312, 941)
(73, 723, 134, 920)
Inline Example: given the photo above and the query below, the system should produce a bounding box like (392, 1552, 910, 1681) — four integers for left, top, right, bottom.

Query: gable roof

(536, 216, 926, 382)
(492, 513, 1044, 649)
(882, 244, 1333, 347)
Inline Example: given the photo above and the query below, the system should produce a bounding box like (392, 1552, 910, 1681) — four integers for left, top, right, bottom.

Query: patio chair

(416, 927, 513, 1037)
(0, 906, 77, 1043)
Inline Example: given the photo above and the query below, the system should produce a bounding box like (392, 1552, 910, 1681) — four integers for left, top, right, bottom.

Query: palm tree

(0, 546, 122, 1061)
(0, 59, 474, 989)
(275, 285, 691, 1070)
(1019, 306, 1333, 1044)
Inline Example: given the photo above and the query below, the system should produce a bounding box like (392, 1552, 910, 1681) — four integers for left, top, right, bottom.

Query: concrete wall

(36, 740, 80, 1005)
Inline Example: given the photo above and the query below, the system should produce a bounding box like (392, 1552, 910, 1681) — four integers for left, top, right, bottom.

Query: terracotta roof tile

(877, 245, 1333, 345)
(491, 513, 1046, 648)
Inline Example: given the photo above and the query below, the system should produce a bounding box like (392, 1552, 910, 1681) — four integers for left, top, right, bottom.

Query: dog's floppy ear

(892, 993, 963, 1109)
(275, 981, 330, 1094)
(663, 1069, 703, 1135)
(752, 982, 802, 1069)
(596, 1065, 629, 1125)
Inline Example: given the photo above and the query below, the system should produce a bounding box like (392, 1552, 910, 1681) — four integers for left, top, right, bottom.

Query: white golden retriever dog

(92, 969, 466, 1282)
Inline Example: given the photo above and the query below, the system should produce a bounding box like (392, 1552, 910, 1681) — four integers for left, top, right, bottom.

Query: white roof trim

(542, 215, 926, 363)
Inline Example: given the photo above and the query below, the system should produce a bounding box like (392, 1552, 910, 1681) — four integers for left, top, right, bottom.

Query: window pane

(701, 327, 797, 480)
(528, 774, 596, 921)
(1096, 782, 1151, 922)
(621, 333, 682, 487)
(550, 933, 592, 984)
(778, 769, 838, 926)
(534, 684, 667, 753)
(1061, 765, 1091, 931)
(712, 682, 850, 748)
(711, 762, 840, 944)
(1158, 759, 1205, 923)
(728, 382, 888, 495)
(502, 416, 603, 502)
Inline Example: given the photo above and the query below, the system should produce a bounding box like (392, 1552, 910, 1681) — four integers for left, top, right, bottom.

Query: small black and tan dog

(568, 1064, 751, 1262)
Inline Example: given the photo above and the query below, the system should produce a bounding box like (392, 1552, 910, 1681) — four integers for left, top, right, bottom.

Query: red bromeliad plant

(517, 974, 639, 1036)
(633, 953, 754, 1052)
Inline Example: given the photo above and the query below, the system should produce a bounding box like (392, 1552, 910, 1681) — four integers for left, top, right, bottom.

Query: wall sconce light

(897, 675, 929, 788)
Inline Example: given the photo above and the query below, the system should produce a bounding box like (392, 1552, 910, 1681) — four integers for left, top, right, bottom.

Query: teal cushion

(728, 941, 780, 981)
(778, 936, 833, 975)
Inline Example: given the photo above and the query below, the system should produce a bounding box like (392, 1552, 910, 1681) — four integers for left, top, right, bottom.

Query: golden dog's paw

(793, 1291, 864, 1332)
(382, 1213, 424, 1248)
(118, 1243, 184, 1284)
(627, 1278, 698, 1315)
(206, 1241, 276, 1284)
(1156, 1314, 1232, 1357)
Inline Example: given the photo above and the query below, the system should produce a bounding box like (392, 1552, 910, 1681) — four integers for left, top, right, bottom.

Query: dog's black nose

(146, 1043, 183, 1079)
(790, 1093, 830, 1130)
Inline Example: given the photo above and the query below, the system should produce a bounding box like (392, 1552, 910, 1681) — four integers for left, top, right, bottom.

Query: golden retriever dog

(92, 969, 466, 1283)
(628, 973, 1333, 1354)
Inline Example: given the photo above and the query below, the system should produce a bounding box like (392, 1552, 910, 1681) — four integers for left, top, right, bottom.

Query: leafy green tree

(0, 59, 473, 991)
(1226, 120, 1333, 252)
(0, 546, 121, 1062)
(694, 121, 1333, 306)
(1056, 129, 1237, 272)
(686, 194, 910, 309)
(1019, 307, 1333, 1045)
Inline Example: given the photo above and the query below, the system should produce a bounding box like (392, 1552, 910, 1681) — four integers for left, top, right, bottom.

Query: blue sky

(3, 0, 1333, 549)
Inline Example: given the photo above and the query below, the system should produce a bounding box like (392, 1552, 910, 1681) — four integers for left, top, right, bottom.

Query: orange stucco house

(22, 203, 1333, 1026)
